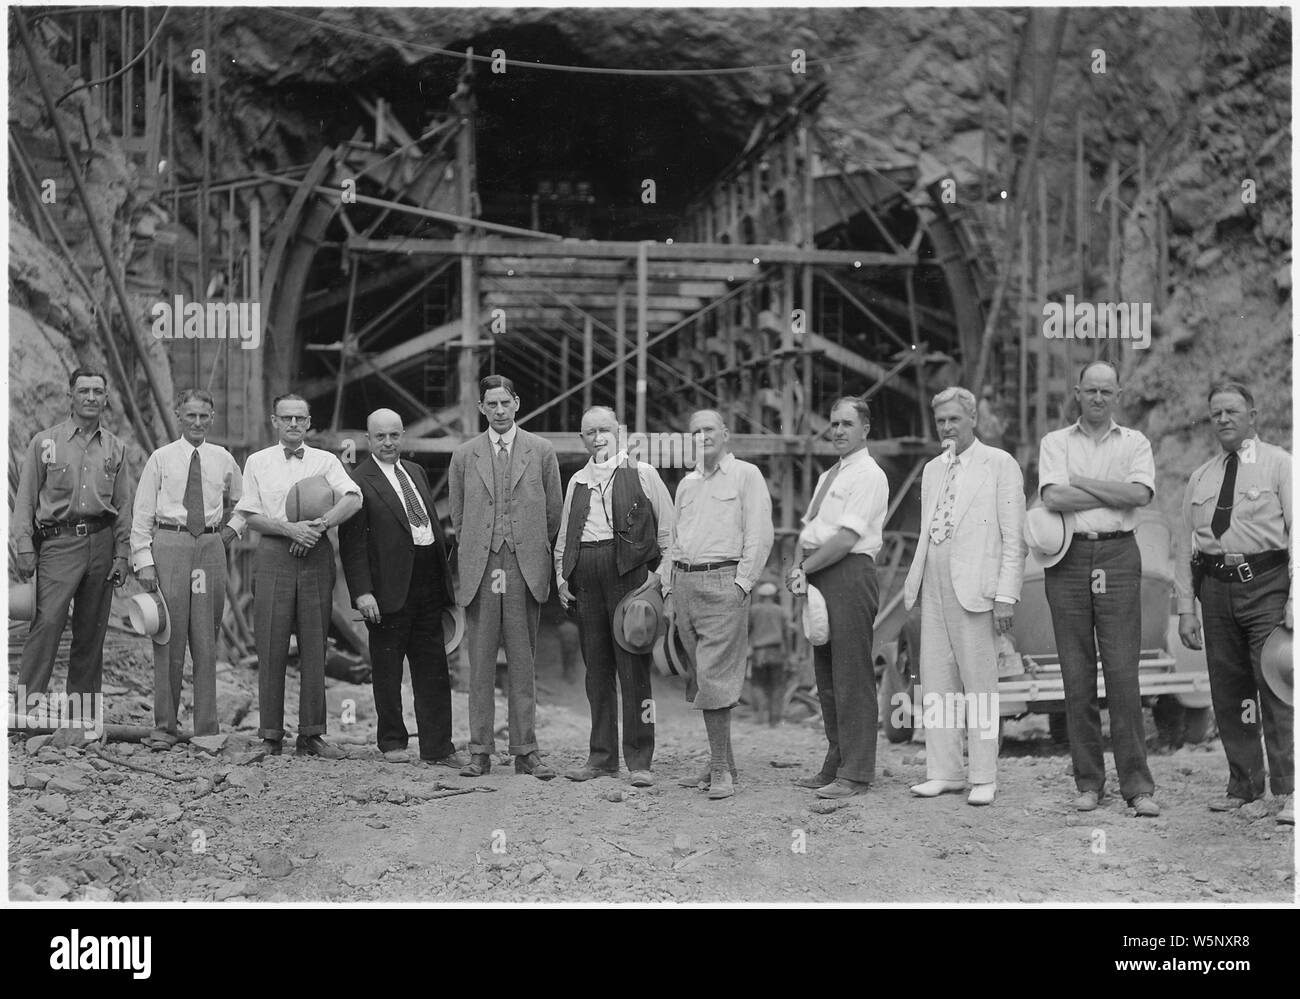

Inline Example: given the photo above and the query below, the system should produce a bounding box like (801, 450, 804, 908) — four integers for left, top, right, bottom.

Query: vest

(489, 442, 515, 553)
(561, 462, 658, 580)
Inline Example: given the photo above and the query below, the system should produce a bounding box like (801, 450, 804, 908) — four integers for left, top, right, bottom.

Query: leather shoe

(564, 765, 618, 782)
(629, 770, 655, 788)
(514, 752, 556, 779)
(794, 772, 835, 789)
(1277, 794, 1294, 825)
(816, 778, 870, 799)
(460, 753, 491, 777)
(911, 779, 966, 798)
(1074, 789, 1104, 811)
(1131, 794, 1160, 817)
(1208, 795, 1250, 812)
(261, 739, 282, 756)
(678, 768, 712, 788)
(423, 750, 469, 769)
(296, 735, 344, 760)
(707, 770, 735, 800)
(967, 783, 997, 806)
(382, 749, 413, 763)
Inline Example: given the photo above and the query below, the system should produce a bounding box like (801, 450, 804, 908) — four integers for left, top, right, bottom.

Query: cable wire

(54, 7, 171, 106)
(265, 7, 875, 78)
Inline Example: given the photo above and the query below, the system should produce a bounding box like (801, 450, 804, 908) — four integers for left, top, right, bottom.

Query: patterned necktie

(284, 446, 304, 460)
(184, 450, 205, 538)
(497, 441, 509, 460)
(1211, 450, 1238, 539)
(929, 455, 961, 544)
(393, 463, 428, 528)
(806, 463, 841, 522)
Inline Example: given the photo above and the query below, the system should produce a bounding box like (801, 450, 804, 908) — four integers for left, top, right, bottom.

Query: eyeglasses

(274, 414, 310, 424)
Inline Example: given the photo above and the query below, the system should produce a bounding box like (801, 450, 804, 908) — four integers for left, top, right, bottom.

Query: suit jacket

(447, 427, 563, 607)
(903, 437, 1026, 613)
(338, 455, 453, 614)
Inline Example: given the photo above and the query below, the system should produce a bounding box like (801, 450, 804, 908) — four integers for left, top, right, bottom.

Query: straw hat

(1261, 625, 1293, 707)
(802, 585, 830, 646)
(1024, 506, 1075, 569)
(127, 590, 172, 645)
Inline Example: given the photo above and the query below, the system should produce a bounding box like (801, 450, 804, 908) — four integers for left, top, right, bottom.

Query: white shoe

(967, 783, 997, 806)
(910, 779, 966, 797)
(1278, 793, 1294, 825)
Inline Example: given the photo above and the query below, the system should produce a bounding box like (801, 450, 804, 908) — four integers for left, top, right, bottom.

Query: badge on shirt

(1246, 487, 1261, 501)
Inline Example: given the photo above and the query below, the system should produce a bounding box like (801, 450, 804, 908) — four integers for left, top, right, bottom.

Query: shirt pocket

(1236, 484, 1279, 520)
(98, 452, 123, 504)
(44, 462, 74, 499)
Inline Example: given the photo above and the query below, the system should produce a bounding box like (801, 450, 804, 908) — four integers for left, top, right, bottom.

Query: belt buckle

(74, 522, 89, 537)
(1236, 562, 1254, 583)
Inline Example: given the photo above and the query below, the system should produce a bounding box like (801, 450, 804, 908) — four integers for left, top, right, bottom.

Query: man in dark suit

(339, 408, 466, 768)
(448, 375, 563, 779)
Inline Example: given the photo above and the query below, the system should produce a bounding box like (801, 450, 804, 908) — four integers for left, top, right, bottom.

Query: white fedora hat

(441, 605, 466, 655)
(1261, 625, 1293, 707)
(10, 570, 36, 621)
(802, 585, 830, 646)
(1024, 505, 1075, 569)
(128, 590, 172, 646)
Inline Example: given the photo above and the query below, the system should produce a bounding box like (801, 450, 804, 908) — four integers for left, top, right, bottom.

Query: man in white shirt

(788, 396, 889, 799)
(664, 410, 773, 799)
(131, 389, 243, 745)
(237, 393, 362, 758)
(1037, 360, 1159, 817)
(554, 406, 674, 785)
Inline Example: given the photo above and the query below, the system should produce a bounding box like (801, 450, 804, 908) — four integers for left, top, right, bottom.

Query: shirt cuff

(837, 514, 868, 538)
(735, 577, 755, 593)
(1176, 598, 1196, 615)
(994, 594, 1018, 605)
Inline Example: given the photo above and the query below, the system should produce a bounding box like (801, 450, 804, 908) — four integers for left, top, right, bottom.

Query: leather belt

(158, 523, 221, 534)
(1193, 549, 1288, 584)
(1076, 530, 1133, 541)
(675, 559, 739, 572)
(36, 516, 113, 539)
(580, 539, 615, 548)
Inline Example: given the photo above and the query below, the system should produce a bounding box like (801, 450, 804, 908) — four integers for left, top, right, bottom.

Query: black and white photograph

(4, 3, 1294, 914)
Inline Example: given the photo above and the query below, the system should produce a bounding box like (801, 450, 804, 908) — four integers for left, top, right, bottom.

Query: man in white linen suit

(902, 386, 1025, 806)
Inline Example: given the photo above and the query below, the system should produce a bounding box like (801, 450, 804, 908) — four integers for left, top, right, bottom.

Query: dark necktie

(284, 446, 304, 460)
(393, 463, 428, 528)
(1211, 450, 1238, 539)
(184, 450, 205, 538)
(806, 463, 841, 521)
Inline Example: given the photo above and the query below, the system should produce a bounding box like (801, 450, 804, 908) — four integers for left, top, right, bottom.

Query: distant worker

(903, 387, 1025, 806)
(667, 409, 774, 799)
(1176, 380, 1292, 825)
(1035, 360, 1159, 817)
(238, 394, 361, 759)
(555, 405, 674, 785)
(131, 389, 243, 746)
(448, 375, 563, 780)
(12, 367, 133, 726)
(788, 396, 888, 800)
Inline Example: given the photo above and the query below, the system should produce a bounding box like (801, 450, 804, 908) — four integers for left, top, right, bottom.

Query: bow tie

(284, 447, 304, 460)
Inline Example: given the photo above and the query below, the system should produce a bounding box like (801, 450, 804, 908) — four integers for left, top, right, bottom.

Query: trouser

(918, 541, 999, 785)
(19, 528, 115, 698)
(571, 540, 655, 772)
(253, 537, 333, 742)
(674, 566, 750, 710)
(466, 546, 539, 756)
(1044, 534, 1154, 801)
(366, 545, 455, 760)
(1199, 564, 1292, 798)
(808, 553, 879, 784)
(151, 530, 226, 736)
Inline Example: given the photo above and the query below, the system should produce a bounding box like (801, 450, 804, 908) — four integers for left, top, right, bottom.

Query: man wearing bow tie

(339, 409, 466, 769)
(237, 394, 362, 758)
(1176, 380, 1293, 825)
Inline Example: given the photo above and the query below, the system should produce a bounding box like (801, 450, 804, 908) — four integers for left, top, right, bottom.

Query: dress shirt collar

(1068, 417, 1122, 440)
(65, 420, 104, 442)
(1220, 436, 1259, 465)
(696, 450, 735, 479)
(940, 437, 982, 466)
(488, 425, 517, 450)
(578, 450, 628, 487)
(836, 444, 873, 471)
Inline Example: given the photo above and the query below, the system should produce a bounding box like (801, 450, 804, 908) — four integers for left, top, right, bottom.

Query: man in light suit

(448, 375, 563, 779)
(903, 387, 1025, 806)
(339, 409, 466, 769)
